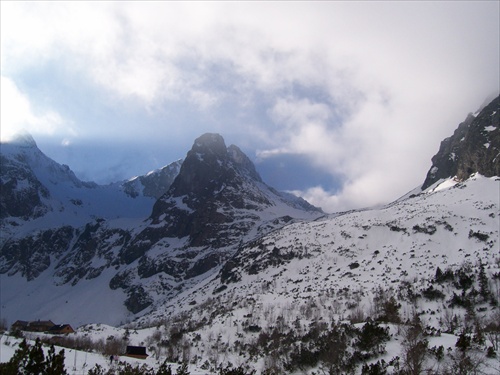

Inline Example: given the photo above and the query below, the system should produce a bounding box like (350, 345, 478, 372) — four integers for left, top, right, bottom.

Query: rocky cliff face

(422, 95, 499, 189)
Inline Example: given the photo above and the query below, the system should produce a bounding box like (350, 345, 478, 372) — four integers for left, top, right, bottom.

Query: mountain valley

(1, 95, 499, 374)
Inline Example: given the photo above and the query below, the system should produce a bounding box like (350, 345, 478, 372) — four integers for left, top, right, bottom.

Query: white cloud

(1, 1, 498, 211)
(0, 76, 67, 141)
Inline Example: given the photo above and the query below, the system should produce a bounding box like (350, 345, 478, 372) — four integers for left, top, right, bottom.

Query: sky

(1, 1, 499, 213)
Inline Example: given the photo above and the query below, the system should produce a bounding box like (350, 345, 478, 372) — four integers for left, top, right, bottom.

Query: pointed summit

(119, 132, 321, 272)
(192, 133, 227, 157)
(7, 130, 38, 148)
(167, 133, 232, 200)
(166, 133, 263, 202)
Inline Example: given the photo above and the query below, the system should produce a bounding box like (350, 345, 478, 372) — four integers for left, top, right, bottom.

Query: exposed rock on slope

(121, 160, 182, 199)
(422, 95, 499, 189)
(0, 132, 94, 222)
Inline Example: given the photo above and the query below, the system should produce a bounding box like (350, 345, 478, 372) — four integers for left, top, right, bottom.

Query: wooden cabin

(11, 320, 29, 332)
(29, 320, 56, 332)
(48, 324, 75, 334)
(125, 345, 149, 359)
(11, 320, 55, 332)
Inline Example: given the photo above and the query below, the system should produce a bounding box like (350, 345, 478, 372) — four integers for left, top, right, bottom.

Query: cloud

(0, 76, 67, 141)
(1, 2, 498, 211)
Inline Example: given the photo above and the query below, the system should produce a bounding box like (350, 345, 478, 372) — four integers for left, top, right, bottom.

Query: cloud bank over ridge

(1, 2, 498, 212)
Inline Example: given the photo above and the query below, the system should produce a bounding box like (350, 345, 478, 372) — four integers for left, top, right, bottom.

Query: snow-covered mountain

(0, 132, 167, 241)
(1, 96, 499, 374)
(0, 132, 322, 326)
(120, 159, 183, 200)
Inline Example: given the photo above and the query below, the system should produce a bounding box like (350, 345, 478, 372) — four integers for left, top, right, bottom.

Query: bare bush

(400, 315, 428, 375)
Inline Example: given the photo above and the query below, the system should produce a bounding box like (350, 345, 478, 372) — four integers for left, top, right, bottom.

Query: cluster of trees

(0, 338, 258, 375)
(136, 261, 499, 374)
(2, 259, 498, 374)
(0, 338, 66, 375)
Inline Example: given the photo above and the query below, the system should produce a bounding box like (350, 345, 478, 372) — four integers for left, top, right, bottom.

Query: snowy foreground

(1, 323, 499, 374)
(0, 330, 207, 375)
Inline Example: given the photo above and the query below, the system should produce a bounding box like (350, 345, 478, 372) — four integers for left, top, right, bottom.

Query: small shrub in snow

(486, 346, 496, 358)
(349, 261, 360, 269)
(422, 285, 445, 300)
(361, 359, 389, 374)
(468, 230, 489, 242)
(218, 365, 255, 375)
(412, 224, 437, 235)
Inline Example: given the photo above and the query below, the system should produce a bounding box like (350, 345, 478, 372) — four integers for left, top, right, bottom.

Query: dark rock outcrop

(148, 133, 274, 249)
(0, 134, 51, 220)
(422, 95, 499, 189)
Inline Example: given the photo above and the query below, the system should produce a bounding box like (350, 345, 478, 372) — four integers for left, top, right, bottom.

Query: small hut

(48, 324, 75, 334)
(125, 345, 149, 359)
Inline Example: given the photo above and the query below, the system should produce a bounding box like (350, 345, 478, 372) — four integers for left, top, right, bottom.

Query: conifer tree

(1, 338, 67, 375)
(44, 344, 67, 375)
(25, 338, 45, 375)
(478, 260, 491, 302)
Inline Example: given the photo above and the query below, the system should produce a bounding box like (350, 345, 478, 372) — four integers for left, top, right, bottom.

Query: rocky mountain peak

(191, 133, 227, 157)
(166, 133, 229, 200)
(422, 95, 499, 189)
(7, 130, 38, 148)
(165, 133, 262, 202)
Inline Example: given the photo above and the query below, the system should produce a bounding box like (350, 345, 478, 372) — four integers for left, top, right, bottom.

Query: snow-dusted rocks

(113, 133, 323, 315)
(1, 97, 499, 373)
(422, 95, 499, 189)
(121, 160, 182, 199)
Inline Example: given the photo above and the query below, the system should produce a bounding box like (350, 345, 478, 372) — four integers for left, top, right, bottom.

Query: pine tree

(176, 362, 190, 375)
(435, 266, 443, 283)
(44, 344, 67, 375)
(157, 360, 173, 375)
(26, 338, 45, 375)
(356, 320, 390, 355)
(478, 260, 491, 302)
(456, 332, 471, 353)
(0, 339, 28, 374)
(2, 337, 68, 375)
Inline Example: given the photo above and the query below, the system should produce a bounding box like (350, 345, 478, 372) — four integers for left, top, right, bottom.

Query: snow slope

(146, 174, 498, 323)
